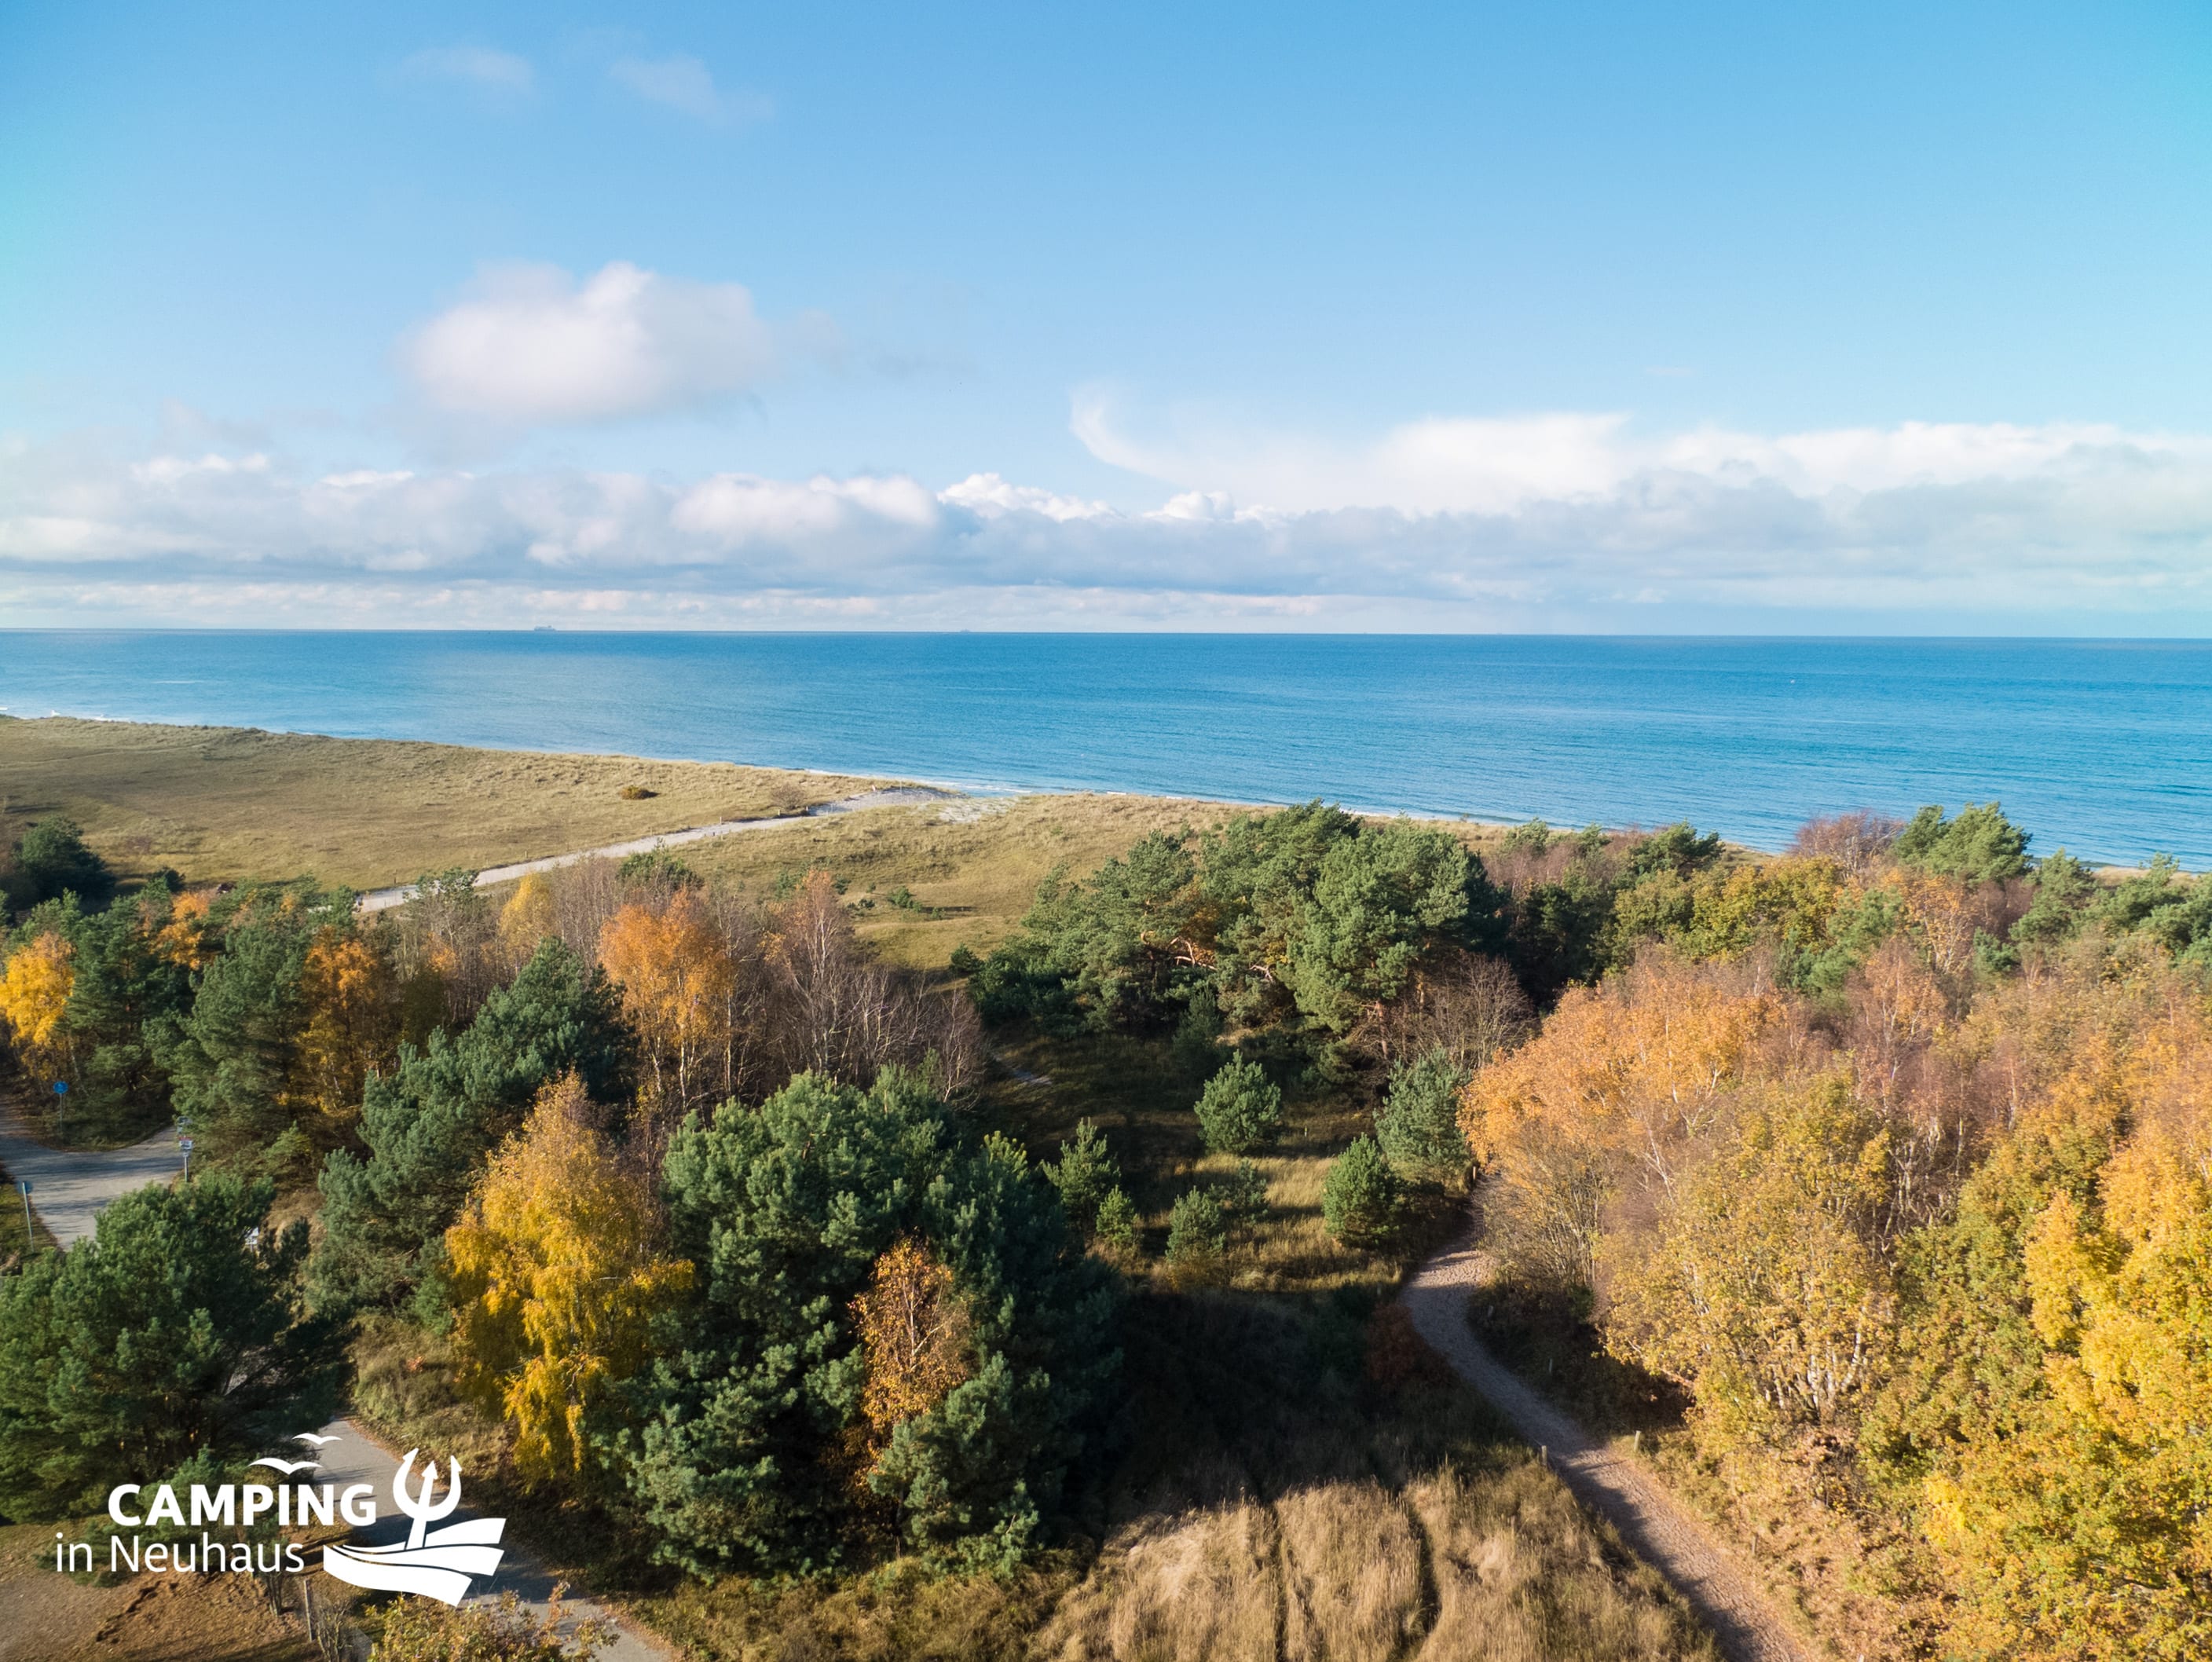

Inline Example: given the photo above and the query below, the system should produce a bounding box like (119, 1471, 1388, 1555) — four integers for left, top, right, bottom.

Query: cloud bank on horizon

(4, 256, 2204, 631)
(7, 381, 2210, 632)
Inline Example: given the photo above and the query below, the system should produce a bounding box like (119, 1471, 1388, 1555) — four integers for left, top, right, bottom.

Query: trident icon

(392, 1448, 463, 1550)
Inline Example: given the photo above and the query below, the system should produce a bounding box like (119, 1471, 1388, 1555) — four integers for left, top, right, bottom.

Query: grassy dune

(680, 793, 1239, 965)
(0, 716, 884, 891)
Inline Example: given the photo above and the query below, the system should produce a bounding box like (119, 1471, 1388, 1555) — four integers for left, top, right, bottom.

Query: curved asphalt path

(0, 1095, 181, 1246)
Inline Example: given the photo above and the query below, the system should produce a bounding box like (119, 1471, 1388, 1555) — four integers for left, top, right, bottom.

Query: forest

(1, 793, 2207, 1660)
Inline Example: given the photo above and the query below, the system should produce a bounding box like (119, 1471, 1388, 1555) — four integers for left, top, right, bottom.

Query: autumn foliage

(0, 930, 75, 1065)
(851, 1237, 973, 1445)
(1457, 810, 2212, 1660)
(290, 927, 399, 1133)
(446, 1074, 694, 1484)
(599, 890, 738, 1124)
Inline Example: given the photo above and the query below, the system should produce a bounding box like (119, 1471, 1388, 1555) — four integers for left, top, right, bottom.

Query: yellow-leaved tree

(0, 931, 76, 1074)
(848, 1236, 972, 1477)
(290, 928, 398, 1138)
(1602, 1074, 1899, 1447)
(445, 1075, 694, 1485)
(1918, 996, 2212, 1660)
(499, 873, 558, 965)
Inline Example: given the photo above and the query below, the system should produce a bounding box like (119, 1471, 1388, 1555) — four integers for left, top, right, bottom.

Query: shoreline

(0, 710, 2185, 877)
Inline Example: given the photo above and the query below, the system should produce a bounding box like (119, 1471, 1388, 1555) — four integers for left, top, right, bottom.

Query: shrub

(617, 785, 658, 800)
(1043, 1118, 1120, 1236)
(615, 849, 698, 890)
(5, 816, 115, 913)
(1322, 1136, 1402, 1247)
(1375, 1045, 1474, 1184)
(954, 939, 1075, 1027)
(1165, 1188, 1228, 1265)
(1222, 1158, 1269, 1220)
(371, 1587, 614, 1660)
(1093, 1187, 1140, 1254)
(1193, 1056, 1283, 1154)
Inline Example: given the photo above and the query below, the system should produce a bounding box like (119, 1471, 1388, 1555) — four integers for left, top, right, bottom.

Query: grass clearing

(676, 792, 1239, 965)
(0, 1520, 314, 1662)
(0, 716, 884, 891)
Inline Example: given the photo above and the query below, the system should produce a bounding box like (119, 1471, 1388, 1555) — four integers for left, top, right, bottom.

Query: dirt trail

(1402, 1222, 1814, 1662)
(355, 785, 958, 912)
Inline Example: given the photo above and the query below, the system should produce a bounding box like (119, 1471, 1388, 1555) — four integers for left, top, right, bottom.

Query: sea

(2, 632, 2207, 868)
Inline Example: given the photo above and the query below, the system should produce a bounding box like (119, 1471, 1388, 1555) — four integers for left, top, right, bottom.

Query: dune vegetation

(3, 720, 2208, 1660)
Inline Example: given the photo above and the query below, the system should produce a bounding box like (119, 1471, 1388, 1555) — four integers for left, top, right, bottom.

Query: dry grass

(1042, 1441, 1713, 1662)
(635, 1560, 1073, 1662)
(0, 1521, 314, 1662)
(676, 793, 1237, 967)
(1036, 1292, 1717, 1662)
(0, 716, 885, 890)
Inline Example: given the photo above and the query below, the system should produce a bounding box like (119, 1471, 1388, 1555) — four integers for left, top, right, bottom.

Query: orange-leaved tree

(152, 888, 220, 971)
(599, 890, 737, 1123)
(1459, 953, 1781, 1288)
(445, 1074, 694, 1485)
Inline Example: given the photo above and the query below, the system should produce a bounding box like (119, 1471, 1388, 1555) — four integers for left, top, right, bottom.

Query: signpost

(179, 1137, 195, 1181)
(51, 1079, 67, 1134)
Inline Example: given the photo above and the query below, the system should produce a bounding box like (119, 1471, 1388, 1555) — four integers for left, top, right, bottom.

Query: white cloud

(401, 262, 781, 426)
(609, 54, 771, 125)
(1073, 394, 2212, 518)
(5, 412, 2212, 631)
(941, 473, 1110, 523)
(401, 46, 535, 94)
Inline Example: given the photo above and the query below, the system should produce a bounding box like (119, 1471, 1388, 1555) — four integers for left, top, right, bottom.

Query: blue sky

(5, 2, 2211, 630)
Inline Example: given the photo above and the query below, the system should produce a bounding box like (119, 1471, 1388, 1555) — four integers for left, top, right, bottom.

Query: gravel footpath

(1402, 1221, 1814, 1662)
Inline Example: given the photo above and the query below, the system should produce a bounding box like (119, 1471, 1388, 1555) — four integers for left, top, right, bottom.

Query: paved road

(307, 1417, 671, 1660)
(0, 1096, 181, 1246)
(1402, 1219, 1814, 1662)
(0, 1111, 668, 1653)
(357, 785, 957, 911)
